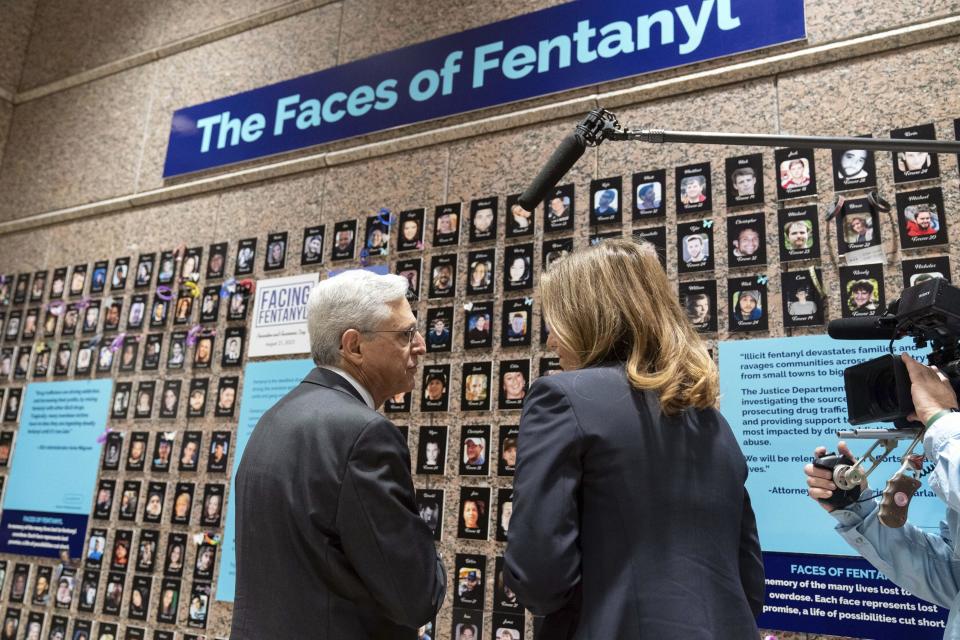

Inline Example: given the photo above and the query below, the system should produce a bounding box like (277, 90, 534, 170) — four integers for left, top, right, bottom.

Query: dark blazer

(230, 368, 445, 640)
(504, 364, 764, 639)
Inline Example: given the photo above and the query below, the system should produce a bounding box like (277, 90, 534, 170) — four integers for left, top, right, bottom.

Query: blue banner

(0, 379, 112, 558)
(720, 336, 949, 636)
(216, 358, 315, 601)
(164, 0, 806, 177)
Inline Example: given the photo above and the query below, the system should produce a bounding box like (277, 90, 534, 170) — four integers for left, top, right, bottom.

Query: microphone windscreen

(517, 133, 586, 211)
(827, 317, 896, 340)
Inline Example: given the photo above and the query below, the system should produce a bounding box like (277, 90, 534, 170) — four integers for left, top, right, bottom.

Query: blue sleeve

(831, 492, 960, 607)
(503, 377, 583, 615)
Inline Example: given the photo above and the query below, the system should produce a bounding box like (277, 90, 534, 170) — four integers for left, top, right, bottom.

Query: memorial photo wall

(0, 110, 958, 639)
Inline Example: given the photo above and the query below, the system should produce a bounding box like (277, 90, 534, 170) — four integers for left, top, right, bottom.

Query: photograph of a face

(461, 362, 492, 412)
(496, 488, 514, 542)
(152, 431, 175, 471)
(676, 221, 714, 274)
(498, 360, 529, 410)
(778, 205, 820, 262)
(727, 213, 766, 267)
(505, 194, 534, 239)
(633, 170, 665, 219)
(680, 280, 718, 334)
(89, 260, 108, 295)
(896, 187, 948, 249)
(832, 142, 877, 192)
(221, 327, 245, 367)
(421, 365, 450, 412)
(775, 148, 817, 200)
(396, 209, 424, 252)
(782, 268, 825, 328)
(465, 249, 494, 296)
(465, 301, 493, 350)
(590, 176, 622, 225)
(30, 270, 47, 302)
(494, 557, 523, 614)
(50, 266, 68, 298)
(453, 553, 487, 609)
(207, 242, 228, 279)
(416, 489, 444, 541)
(835, 197, 881, 254)
(181, 247, 202, 283)
(126, 432, 148, 471)
(891, 123, 940, 184)
(207, 431, 231, 473)
(200, 483, 225, 527)
(331, 220, 358, 261)
(428, 254, 456, 299)
(433, 203, 461, 247)
(457, 486, 490, 540)
(215, 376, 238, 418)
(364, 216, 389, 258)
(425, 307, 453, 353)
(383, 390, 410, 413)
(158, 380, 183, 420)
(416, 425, 448, 475)
(170, 482, 195, 526)
(725, 154, 764, 207)
(542, 183, 575, 231)
(452, 609, 483, 640)
(179, 431, 203, 472)
(469, 197, 498, 243)
(168, 331, 187, 370)
(501, 298, 532, 347)
(142, 332, 162, 370)
(235, 238, 257, 275)
(143, 482, 167, 524)
(301, 225, 325, 265)
(503, 244, 533, 292)
(134, 381, 155, 419)
(542, 237, 572, 272)
(840, 264, 885, 319)
(675, 162, 711, 213)
(134, 254, 155, 289)
(264, 231, 288, 271)
(156, 250, 176, 286)
(69, 264, 88, 297)
(728, 277, 769, 333)
(460, 424, 490, 476)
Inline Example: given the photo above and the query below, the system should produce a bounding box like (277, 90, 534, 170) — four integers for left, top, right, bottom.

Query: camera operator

(805, 353, 960, 633)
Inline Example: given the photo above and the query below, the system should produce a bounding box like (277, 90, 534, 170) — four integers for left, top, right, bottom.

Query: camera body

(842, 278, 960, 425)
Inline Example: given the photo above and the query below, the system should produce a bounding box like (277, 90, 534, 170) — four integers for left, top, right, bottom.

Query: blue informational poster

(0, 379, 112, 558)
(720, 335, 948, 638)
(216, 358, 315, 602)
(164, 0, 806, 177)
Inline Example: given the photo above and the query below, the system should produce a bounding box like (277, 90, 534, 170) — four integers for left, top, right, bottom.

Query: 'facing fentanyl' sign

(249, 273, 319, 357)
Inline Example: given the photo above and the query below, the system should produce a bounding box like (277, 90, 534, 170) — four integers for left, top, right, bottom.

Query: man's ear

(340, 329, 363, 366)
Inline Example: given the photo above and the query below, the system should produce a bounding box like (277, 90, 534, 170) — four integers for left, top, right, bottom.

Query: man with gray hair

(231, 269, 445, 639)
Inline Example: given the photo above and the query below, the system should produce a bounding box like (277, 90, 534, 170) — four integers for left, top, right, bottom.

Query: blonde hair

(540, 239, 718, 415)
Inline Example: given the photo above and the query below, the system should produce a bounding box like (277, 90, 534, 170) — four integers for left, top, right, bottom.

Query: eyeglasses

(365, 327, 419, 345)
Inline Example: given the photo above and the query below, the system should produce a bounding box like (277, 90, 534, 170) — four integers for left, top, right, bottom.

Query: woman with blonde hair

(504, 239, 763, 639)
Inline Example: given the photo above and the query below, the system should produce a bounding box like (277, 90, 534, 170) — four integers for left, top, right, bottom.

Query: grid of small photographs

(0, 118, 958, 640)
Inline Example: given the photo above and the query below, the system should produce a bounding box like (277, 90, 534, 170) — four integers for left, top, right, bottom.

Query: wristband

(925, 408, 960, 429)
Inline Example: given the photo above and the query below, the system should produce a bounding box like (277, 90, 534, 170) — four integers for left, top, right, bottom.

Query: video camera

(815, 278, 960, 525)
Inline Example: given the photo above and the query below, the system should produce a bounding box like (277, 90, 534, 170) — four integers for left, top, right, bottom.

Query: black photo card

(725, 153, 764, 207)
(544, 183, 575, 231)
(457, 486, 490, 540)
(727, 213, 767, 268)
(503, 243, 533, 292)
(234, 238, 257, 275)
(633, 169, 665, 219)
(902, 256, 951, 288)
(680, 280, 718, 334)
(675, 162, 711, 213)
(425, 307, 453, 353)
(428, 254, 457, 299)
(466, 249, 495, 296)
(728, 275, 769, 333)
(420, 365, 449, 412)
(892, 123, 940, 184)
(396, 209, 424, 252)
(331, 220, 357, 261)
(416, 425, 448, 475)
(840, 264, 885, 318)
(896, 187, 948, 249)
(301, 226, 325, 265)
(782, 269, 825, 328)
(775, 148, 817, 200)
(778, 205, 820, 262)
(501, 298, 532, 347)
(469, 196, 498, 243)
(505, 193, 534, 238)
(461, 362, 492, 412)
(590, 176, 622, 225)
(395, 258, 422, 302)
(832, 139, 877, 192)
(676, 220, 714, 273)
(433, 202, 461, 247)
(498, 359, 529, 410)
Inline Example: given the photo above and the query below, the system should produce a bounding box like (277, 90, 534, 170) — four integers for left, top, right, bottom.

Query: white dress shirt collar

(319, 365, 375, 410)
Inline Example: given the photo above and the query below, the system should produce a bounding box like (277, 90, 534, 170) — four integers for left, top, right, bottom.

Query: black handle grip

(812, 453, 862, 509)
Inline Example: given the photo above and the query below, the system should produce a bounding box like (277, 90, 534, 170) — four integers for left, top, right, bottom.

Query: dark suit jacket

(504, 364, 764, 639)
(230, 368, 445, 640)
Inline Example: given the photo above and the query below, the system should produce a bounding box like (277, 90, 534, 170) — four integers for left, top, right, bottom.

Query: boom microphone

(827, 316, 899, 341)
(517, 133, 586, 211)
